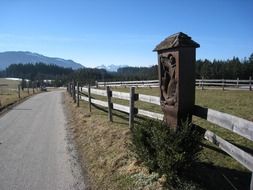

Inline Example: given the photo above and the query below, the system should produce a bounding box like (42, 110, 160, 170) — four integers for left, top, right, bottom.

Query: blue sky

(0, 0, 252, 67)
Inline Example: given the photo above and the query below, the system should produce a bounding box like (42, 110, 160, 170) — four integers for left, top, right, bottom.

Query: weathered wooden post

(73, 81, 76, 103)
(69, 83, 72, 97)
(249, 76, 252, 91)
(250, 173, 253, 190)
(72, 82, 73, 96)
(88, 84, 91, 112)
(32, 82, 35, 94)
(107, 86, 113, 122)
(80, 86, 82, 101)
(154, 32, 199, 128)
(68, 83, 71, 95)
(27, 81, 29, 95)
(129, 87, 138, 128)
(77, 82, 80, 107)
(237, 77, 239, 88)
(201, 77, 204, 90)
(222, 79, 225, 91)
(18, 84, 21, 99)
(35, 81, 37, 92)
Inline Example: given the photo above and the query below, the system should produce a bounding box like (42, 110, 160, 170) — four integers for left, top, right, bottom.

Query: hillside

(0, 51, 84, 70)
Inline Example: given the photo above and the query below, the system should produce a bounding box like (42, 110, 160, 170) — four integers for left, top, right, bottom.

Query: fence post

(107, 86, 113, 122)
(250, 173, 253, 190)
(72, 82, 75, 98)
(69, 83, 71, 94)
(222, 79, 225, 91)
(27, 82, 29, 95)
(32, 82, 35, 94)
(249, 76, 252, 91)
(73, 81, 76, 103)
(237, 77, 239, 88)
(18, 84, 21, 99)
(129, 87, 136, 128)
(88, 84, 91, 112)
(77, 82, 79, 107)
(201, 77, 204, 90)
(69, 83, 71, 95)
(80, 86, 82, 100)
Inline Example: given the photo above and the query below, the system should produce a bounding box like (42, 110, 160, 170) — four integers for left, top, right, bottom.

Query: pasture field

(0, 78, 36, 110)
(76, 86, 253, 189)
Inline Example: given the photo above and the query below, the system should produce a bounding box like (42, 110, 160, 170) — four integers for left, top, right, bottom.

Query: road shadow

(185, 161, 252, 190)
(91, 103, 129, 125)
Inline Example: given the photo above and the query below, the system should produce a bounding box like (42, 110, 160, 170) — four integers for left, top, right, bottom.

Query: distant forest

(196, 53, 253, 79)
(0, 53, 252, 86)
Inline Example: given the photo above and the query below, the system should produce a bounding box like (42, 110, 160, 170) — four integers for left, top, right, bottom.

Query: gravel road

(0, 91, 86, 190)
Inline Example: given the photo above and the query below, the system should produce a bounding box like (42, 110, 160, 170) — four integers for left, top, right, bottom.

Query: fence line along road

(97, 77, 252, 91)
(68, 83, 253, 189)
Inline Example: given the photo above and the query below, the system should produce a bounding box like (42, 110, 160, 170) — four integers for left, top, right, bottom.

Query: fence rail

(193, 105, 253, 142)
(97, 77, 252, 91)
(68, 83, 253, 189)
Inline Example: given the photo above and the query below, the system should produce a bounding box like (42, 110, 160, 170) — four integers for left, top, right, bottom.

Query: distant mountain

(0, 51, 84, 70)
(96, 64, 128, 72)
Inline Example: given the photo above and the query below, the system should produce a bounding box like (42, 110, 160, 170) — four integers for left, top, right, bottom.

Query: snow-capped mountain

(96, 64, 128, 72)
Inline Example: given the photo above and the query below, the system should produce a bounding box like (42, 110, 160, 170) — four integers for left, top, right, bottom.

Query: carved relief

(155, 33, 199, 128)
(159, 54, 178, 127)
(160, 54, 178, 108)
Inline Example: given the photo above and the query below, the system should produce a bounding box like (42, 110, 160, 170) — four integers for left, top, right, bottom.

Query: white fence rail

(97, 77, 252, 91)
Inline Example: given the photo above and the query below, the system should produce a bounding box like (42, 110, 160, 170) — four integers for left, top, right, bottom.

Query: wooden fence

(67, 83, 253, 189)
(97, 77, 252, 91)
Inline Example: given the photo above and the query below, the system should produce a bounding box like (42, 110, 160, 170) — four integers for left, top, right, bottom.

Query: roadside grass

(0, 78, 39, 110)
(65, 94, 164, 190)
(0, 78, 19, 87)
(71, 87, 253, 189)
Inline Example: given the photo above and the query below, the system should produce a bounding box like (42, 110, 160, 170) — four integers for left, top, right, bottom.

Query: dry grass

(66, 87, 253, 190)
(0, 89, 35, 108)
(0, 78, 38, 109)
(64, 93, 165, 190)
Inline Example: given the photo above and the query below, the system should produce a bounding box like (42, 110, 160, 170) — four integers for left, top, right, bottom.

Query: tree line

(196, 53, 253, 79)
(0, 63, 73, 86)
(0, 53, 252, 86)
(0, 63, 158, 86)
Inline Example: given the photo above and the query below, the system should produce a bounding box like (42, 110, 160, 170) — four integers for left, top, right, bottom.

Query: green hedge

(131, 119, 203, 188)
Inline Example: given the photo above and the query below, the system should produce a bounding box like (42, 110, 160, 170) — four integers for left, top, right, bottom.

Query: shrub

(131, 119, 203, 187)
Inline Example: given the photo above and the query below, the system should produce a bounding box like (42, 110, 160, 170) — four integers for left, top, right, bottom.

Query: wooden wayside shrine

(153, 32, 200, 128)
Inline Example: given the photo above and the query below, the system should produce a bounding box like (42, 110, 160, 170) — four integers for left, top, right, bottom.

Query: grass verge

(66, 88, 253, 190)
(0, 78, 39, 111)
(64, 92, 166, 190)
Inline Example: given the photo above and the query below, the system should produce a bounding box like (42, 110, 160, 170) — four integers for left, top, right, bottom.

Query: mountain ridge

(0, 51, 84, 70)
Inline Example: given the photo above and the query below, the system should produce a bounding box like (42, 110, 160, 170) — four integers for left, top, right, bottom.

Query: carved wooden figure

(154, 32, 199, 128)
